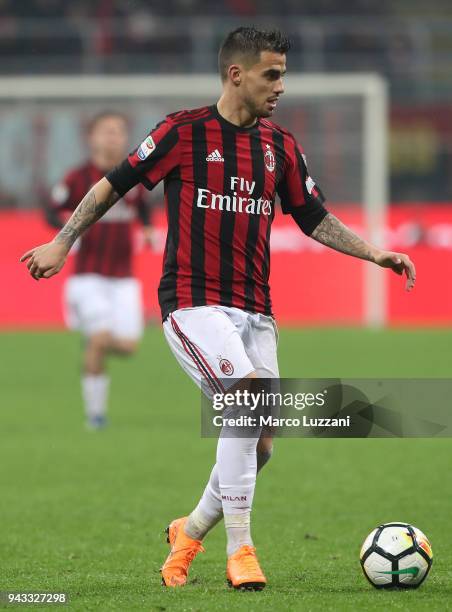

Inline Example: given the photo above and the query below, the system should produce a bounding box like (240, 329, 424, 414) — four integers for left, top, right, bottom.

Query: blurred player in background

(21, 28, 415, 590)
(45, 111, 153, 429)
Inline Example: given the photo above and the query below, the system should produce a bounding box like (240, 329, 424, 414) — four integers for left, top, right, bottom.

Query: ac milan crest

(219, 357, 234, 376)
(264, 144, 275, 172)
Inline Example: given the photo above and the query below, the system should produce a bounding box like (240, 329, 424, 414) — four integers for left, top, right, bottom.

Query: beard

(243, 94, 272, 119)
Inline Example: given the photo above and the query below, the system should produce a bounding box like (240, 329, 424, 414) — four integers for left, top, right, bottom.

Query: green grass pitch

(1, 327, 452, 611)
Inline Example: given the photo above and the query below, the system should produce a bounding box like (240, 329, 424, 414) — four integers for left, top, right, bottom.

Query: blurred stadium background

(2, 3, 452, 609)
(1, 0, 452, 326)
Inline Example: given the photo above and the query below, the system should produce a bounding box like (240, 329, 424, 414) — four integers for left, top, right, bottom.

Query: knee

(84, 332, 111, 374)
(114, 339, 139, 356)
(86, 332, 111, 354)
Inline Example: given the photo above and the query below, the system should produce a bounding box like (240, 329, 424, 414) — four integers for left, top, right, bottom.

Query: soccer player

(45, 111, 153, 429)
(21, 27, 415, 589)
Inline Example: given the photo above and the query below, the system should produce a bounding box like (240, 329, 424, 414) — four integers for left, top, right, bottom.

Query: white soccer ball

(360, 522, 433, 589)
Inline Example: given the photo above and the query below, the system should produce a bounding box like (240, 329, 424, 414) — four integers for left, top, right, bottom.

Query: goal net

(0, 74, 388, 326)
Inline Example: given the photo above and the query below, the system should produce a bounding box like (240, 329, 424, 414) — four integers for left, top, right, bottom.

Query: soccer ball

(360, 522, 433, 589)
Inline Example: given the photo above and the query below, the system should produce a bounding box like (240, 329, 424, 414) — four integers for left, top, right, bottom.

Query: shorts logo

(264, 144, 275, 172)
(219, 357, 234, 376)
(137, 135, 156, 161)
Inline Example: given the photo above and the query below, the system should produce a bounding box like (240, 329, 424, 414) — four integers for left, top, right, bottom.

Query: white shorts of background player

(64, 273, 144, 340)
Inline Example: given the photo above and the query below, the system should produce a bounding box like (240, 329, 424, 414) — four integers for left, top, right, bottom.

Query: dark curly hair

(218, 27, 291, 81)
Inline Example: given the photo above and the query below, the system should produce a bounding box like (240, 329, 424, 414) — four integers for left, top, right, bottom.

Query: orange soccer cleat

(226, 545, 267, 590)
(160, 516, 205, 587)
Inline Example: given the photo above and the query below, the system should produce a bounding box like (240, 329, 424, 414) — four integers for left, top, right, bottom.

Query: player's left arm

(310, 212, 416, 292)
(278, 134, 415, 292)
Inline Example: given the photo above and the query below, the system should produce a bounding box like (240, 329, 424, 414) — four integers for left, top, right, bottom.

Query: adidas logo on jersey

(206, 149, 224, 162)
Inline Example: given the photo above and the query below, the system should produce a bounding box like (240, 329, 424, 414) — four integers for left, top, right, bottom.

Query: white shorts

(64, 274, 144, 340)
(163, 305, 279, 397)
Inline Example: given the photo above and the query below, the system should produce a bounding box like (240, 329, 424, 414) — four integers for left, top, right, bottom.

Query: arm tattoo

(311, 213, 376, 262)
(54, 188, 120, 249)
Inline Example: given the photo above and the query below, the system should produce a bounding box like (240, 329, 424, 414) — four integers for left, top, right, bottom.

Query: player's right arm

(20, 177, 120, 280)
(21, 116, 179, 281)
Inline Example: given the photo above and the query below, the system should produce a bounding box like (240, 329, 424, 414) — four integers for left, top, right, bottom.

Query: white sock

(217, 433, 259, 556)
(185, 464, 223, 540)
(81, 374, 110, 419)
(185, 448, 273, 541)
(224, 512, 252, 556)
(185, 505, 221, 541)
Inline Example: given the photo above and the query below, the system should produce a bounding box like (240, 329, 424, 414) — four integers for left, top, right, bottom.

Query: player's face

(89, 115, 128, 159)
(240, 51, 286, 118)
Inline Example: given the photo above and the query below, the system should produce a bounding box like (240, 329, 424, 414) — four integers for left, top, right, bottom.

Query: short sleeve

(106, 117, 179, 197)
(277, 135, 328, 235)
(277, 135, 326, 212)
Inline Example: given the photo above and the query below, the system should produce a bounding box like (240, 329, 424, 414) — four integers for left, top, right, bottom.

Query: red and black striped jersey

(49, 161, 151, 278)
(107, 104, 328, 320)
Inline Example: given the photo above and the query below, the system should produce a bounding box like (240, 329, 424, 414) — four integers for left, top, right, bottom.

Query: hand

(373, 250, 416, 291)
(20, 241, 69, 281)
